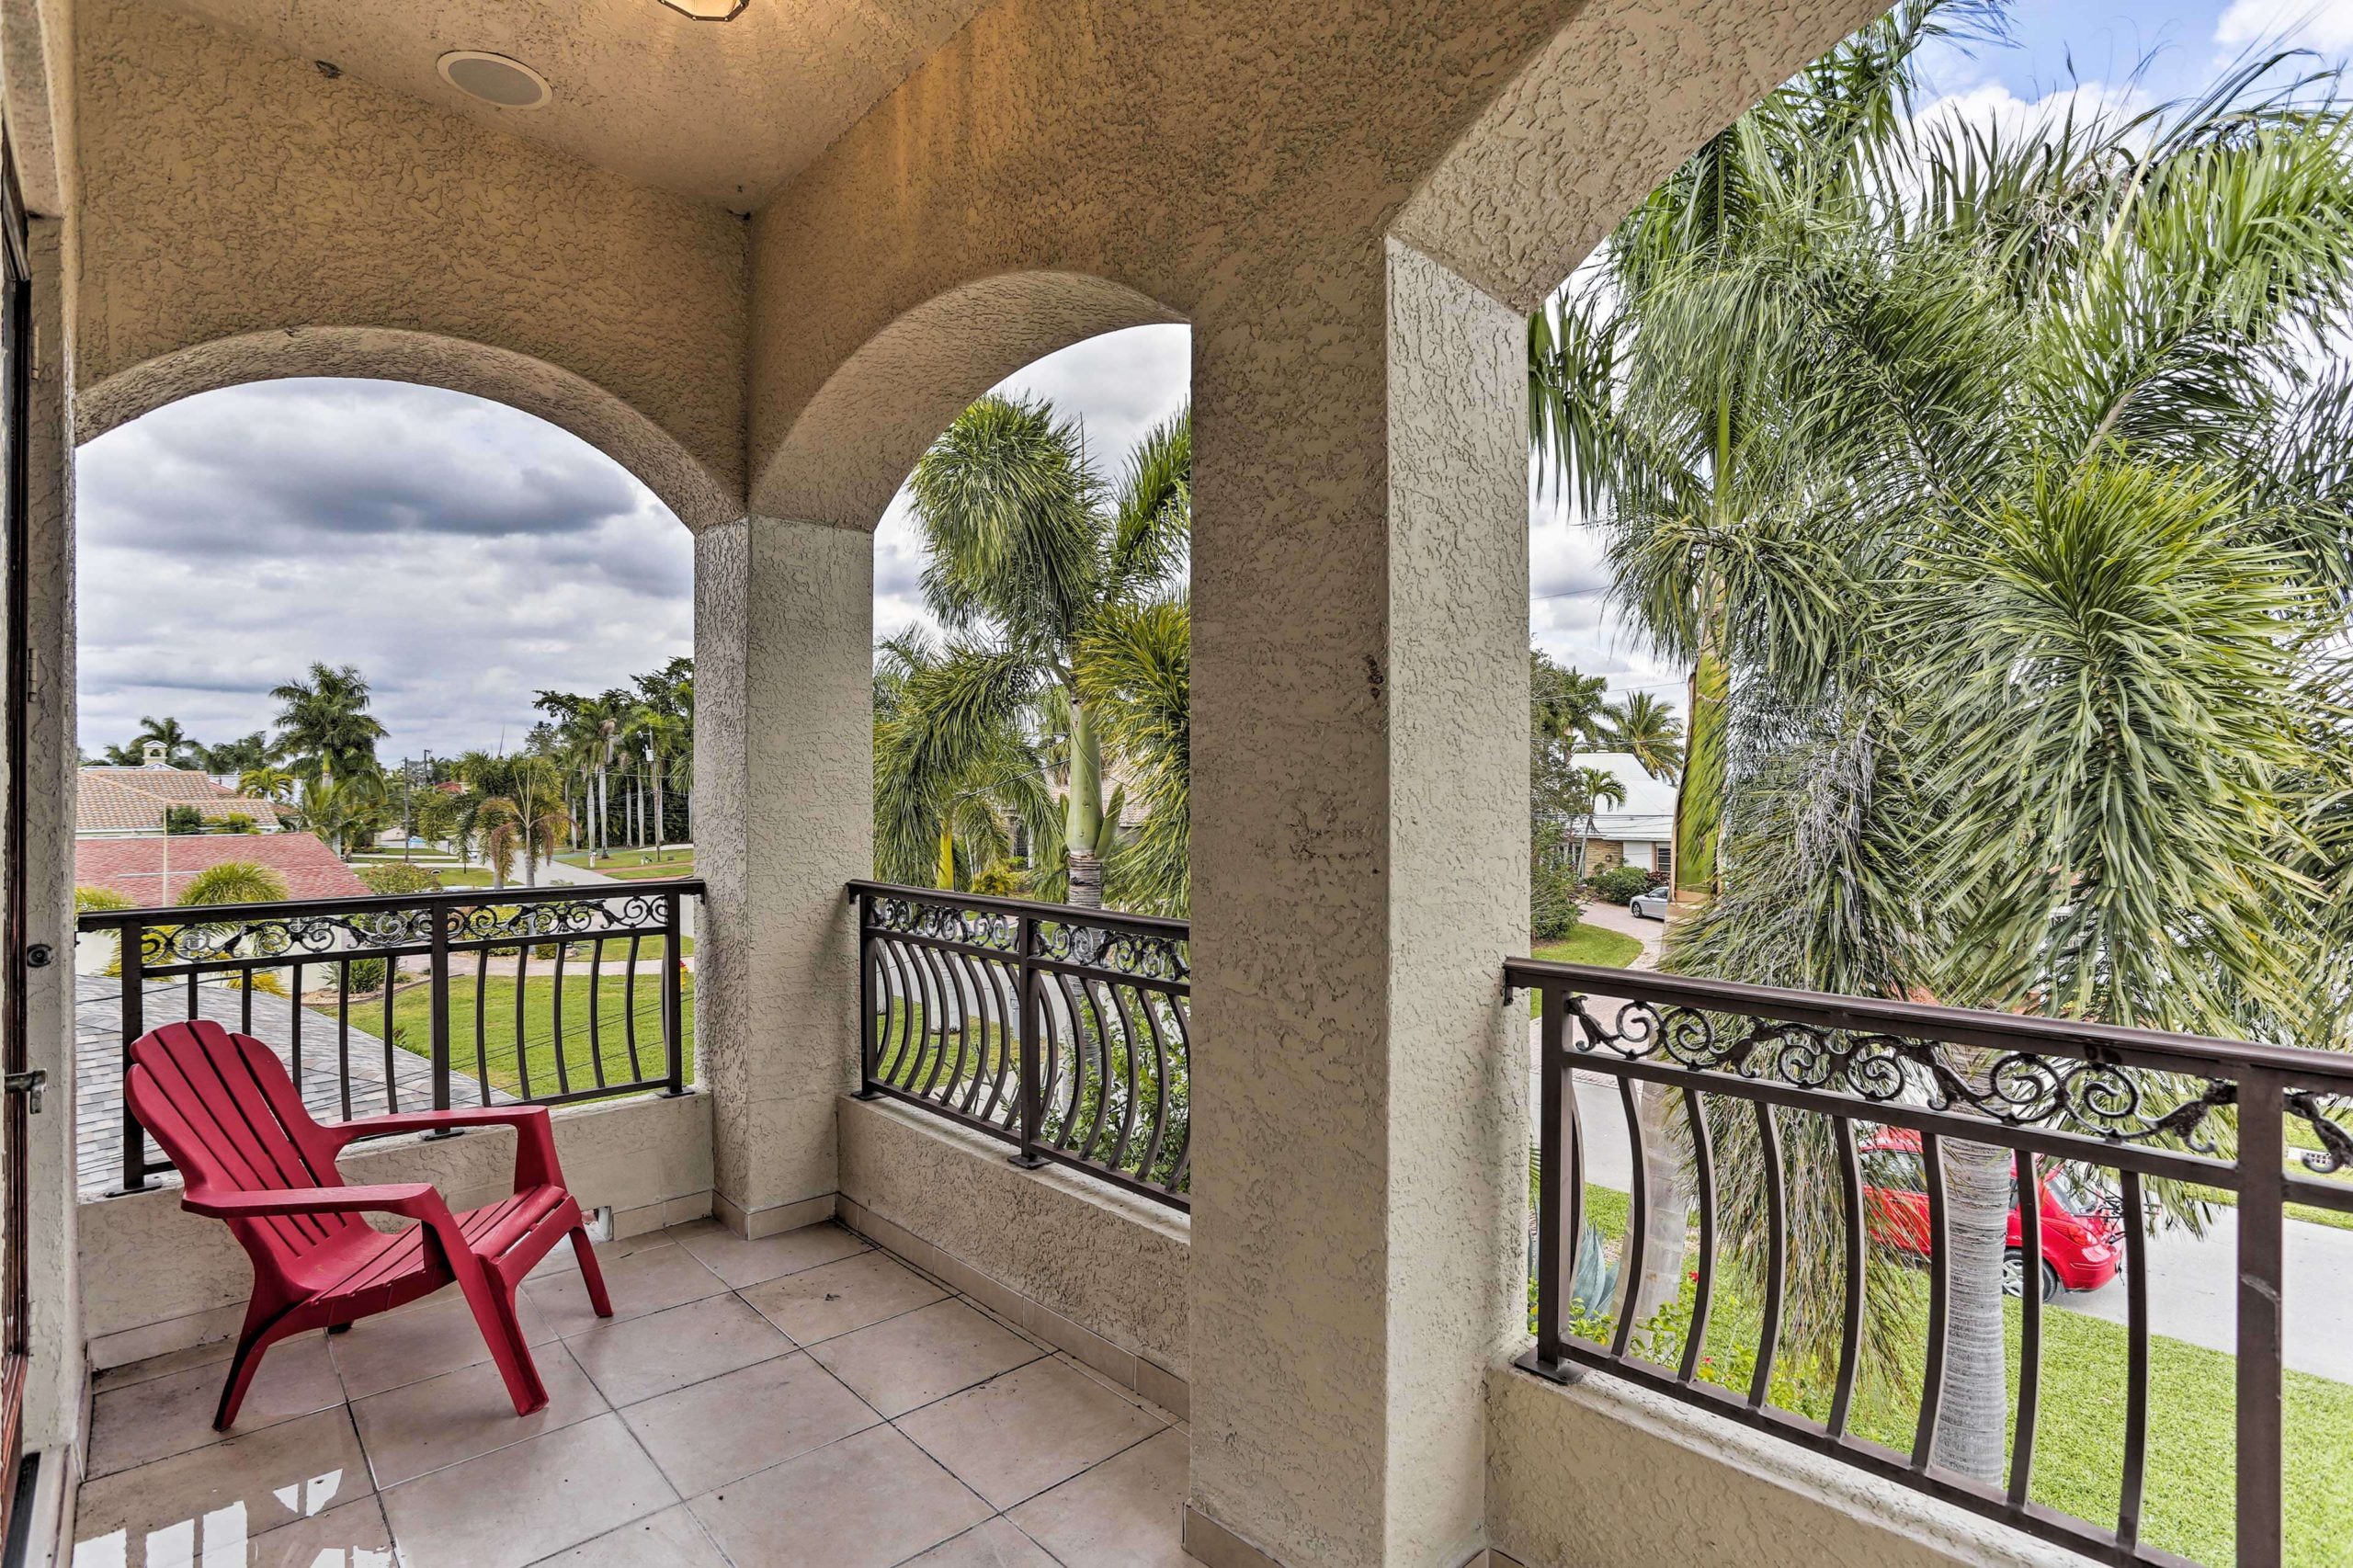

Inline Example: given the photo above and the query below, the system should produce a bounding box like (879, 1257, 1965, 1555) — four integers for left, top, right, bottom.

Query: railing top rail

(846, 878, 1190, 938)
(75, 877, 709, 931)
(1506, 955, 2353, 1089)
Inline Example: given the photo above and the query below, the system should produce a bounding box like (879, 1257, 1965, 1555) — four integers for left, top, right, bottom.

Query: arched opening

(1452, 7, 2353, 1568)
(72, 370, 699, 1196)
(82, 327, 740, 533)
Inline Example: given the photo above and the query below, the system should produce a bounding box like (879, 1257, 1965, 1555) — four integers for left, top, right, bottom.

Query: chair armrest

(183, 1182, 445, 1222)
(339, 1107, 550, 1141)
(334, 1106, 563, 1191)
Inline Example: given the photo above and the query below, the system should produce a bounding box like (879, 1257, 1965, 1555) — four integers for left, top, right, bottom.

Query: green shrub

(358, 862, 442, 895)
(1585, 865, 1655, 904)
(163, 803, 205, 835)
(1531, 859, 1583, 942)
(345, 957, 390, 994)
(74, 886, 133, 914)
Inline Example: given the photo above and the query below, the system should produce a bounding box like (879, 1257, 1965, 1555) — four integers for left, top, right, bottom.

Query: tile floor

(71, 1221, 1204, 1567)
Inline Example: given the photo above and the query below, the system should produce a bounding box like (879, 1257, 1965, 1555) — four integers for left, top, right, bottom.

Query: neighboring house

(1563, 751, 1678, 879)
(77, 744, 286, 837)
(74, 831, 366, 907)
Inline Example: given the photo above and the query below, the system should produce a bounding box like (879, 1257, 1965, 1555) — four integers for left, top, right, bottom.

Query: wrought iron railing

(847, 881, 1189, 1210)
(1508, 957, 2353, 1568)
(79, 881, 701, 1193)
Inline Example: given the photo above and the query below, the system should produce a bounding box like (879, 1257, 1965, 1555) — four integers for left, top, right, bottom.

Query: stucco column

(23, 217, 81, 1454)
(1183, 238, 1531, 1568)
(692, 516, 871, 1236)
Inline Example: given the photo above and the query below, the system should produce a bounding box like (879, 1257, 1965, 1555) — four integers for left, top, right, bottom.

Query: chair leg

(452, 1263, 549, 1417)
(569, 1226, 613, 1319)
(213, 1328, 270, 1431)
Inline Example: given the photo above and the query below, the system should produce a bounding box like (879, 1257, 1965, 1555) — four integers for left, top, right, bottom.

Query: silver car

(1629, 889, 1672, 922)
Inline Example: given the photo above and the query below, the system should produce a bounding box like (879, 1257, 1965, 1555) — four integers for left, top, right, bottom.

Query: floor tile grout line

(721, 1272, 958, 1353)
(359, 1341, 618, 1495)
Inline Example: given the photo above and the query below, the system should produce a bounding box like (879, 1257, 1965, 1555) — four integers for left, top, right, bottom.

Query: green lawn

(315, 971, 694, 1101)
(1556, 1198, 2353, 1565)
(556, 846, 697, 873)
(597, 860, 699, 881)
(1527, 924, 1646, 1016)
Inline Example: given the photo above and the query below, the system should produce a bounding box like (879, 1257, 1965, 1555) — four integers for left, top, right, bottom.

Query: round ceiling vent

(437, 51, 551, 110)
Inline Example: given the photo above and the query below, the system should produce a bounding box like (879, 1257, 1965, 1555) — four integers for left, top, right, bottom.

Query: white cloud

(76, 380, 690, 763)
(1911, 75, 2155, 156)
(2215, 0, 2353, 53)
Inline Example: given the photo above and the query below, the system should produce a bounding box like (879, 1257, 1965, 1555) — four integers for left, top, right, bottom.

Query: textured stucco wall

(736, 3, 1877, 1563)
(23, 216, 81, 1454)
(692, 518, 870, 1227)
(837, 1096, 1188, 1379)
(78, 1089, 712, 1361)
(1484, 1365, 2085, 1568)
(73, 0, 747, 525)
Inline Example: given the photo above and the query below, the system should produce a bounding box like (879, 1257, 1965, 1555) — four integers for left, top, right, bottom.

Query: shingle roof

(74, 832, 368, 906)
(77, 768, 285, 835)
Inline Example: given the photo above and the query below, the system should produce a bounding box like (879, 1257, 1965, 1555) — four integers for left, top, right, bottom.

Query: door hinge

(4, 1069, 43, 1113)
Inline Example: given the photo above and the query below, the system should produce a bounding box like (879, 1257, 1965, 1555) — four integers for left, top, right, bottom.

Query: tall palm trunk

(1618, 1081, 1691, 1332)
(652, 756, 666, 859)
(596, 764, 609, 861)
(1065, 693, 1105, 907)
(1932, 1137, 2013, 1481)
(1674, 651, 1728, 895)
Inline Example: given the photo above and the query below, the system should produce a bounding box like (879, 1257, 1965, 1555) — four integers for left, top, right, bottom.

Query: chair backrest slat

(126, 1020, 361, 1263)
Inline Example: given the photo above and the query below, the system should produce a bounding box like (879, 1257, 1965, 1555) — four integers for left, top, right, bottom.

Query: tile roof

(77, 768, 285, 835)
(74, 832, 369, 907)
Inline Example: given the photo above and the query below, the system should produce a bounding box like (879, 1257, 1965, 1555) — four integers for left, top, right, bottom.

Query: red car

(1859, 1129, 2122, 1301)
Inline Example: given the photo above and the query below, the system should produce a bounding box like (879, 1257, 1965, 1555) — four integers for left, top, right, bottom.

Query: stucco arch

(1393, 0, 1890, 310)
(76, 326, 741, 533)
(751, 270, 1184, 529)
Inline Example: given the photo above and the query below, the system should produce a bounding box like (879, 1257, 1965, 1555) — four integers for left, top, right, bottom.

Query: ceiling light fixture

(656, 0, 750, 19)
(436, 50, 552, 110)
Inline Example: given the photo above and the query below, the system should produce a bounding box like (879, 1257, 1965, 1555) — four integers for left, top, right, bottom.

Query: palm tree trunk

(1931, 1136, 2013, 1482)
(652, 758, 666, 859)
(1673, 650, 1728, 897)
(596, 765, 608, 861)
(1617, 1080, 1690, 1332)
(1065, 693, 1106, 908)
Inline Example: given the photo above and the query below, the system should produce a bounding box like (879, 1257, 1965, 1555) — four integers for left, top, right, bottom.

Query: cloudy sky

(76, 0, 2351, 761)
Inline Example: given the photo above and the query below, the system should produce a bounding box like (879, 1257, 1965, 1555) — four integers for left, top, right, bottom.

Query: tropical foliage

(1531, 0, 2353, 1484)
(532, 655, 694, 858)
(877, 394, 1192, 914)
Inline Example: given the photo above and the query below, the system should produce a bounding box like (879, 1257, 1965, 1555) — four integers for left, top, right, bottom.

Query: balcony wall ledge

(835, 1093, 1188, 1395)
(1484, 1358, 2084, 1568)
(78, 1087, 715, 1370)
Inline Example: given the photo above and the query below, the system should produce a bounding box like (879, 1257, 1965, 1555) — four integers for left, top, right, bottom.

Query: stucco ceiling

(147, 0, 994, 209)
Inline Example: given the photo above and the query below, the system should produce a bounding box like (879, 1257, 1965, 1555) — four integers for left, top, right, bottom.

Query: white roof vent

(437, 51, 551, 111)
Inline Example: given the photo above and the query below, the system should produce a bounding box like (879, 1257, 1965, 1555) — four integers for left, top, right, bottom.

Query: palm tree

(625, 661, 693, 859)
(1565, 765, 1626, 881)
(1600, 693, 1684, 783)
(132, 716, 199, 767)
(287, 774, 387, 858)
(1078, 597, 1190, 915)
(891, 395, 1190, 908)
(269, 663, 389, 782)
(179, 861, 291, 906)
(1531, 0, 2007, 902)
(873, 632, 1061, 892)
(1540, 7, 2353, 1483)
(452, 752, 572, 886)
(237, 766, 298, 803)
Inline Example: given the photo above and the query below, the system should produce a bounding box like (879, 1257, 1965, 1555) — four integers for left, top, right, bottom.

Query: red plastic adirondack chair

(124, 1018, 612, 1429)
